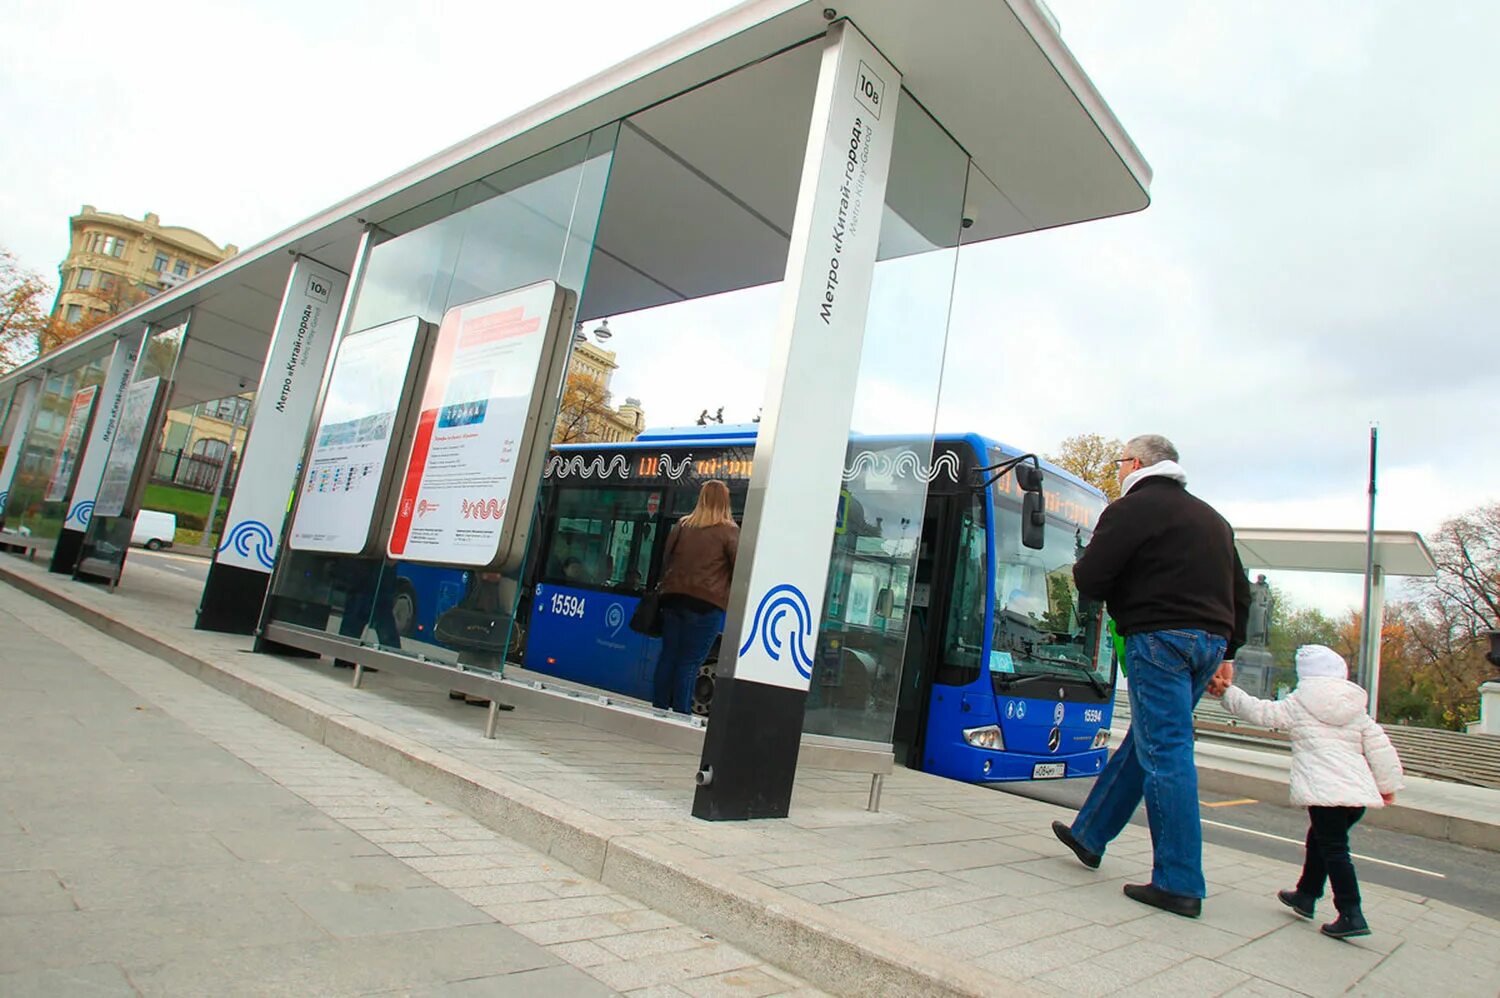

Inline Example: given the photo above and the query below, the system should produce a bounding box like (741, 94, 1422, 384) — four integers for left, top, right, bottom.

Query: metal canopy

(1235, 528, 1438, 578)
(2, 0, 1149, 407)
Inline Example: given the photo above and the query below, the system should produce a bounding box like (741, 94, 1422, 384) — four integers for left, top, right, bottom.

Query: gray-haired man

(1051, 434, 1250, 917)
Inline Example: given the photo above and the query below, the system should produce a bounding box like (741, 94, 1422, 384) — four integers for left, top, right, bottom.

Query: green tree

(1047, 432, 1125, 501)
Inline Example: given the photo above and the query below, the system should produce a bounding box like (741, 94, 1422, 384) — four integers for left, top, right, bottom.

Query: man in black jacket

(1051, 434, 1250, 918)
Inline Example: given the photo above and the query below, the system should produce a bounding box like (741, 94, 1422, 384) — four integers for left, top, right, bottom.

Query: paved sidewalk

(4, 556, 1500, 997)
(0, 585, 816, 996)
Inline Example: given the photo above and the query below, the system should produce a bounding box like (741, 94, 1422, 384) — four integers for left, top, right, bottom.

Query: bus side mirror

(1019, 464, 1045, 550)
(1022, 493, 1046, 550)
(875, 587, 895, 618)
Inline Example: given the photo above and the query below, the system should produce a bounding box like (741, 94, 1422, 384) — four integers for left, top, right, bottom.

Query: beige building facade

(560, 339, 645, 444)
(52, 206, 237, 328)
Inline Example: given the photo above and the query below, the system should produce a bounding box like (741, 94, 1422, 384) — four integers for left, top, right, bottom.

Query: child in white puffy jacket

(1212, 644, 1404, 940)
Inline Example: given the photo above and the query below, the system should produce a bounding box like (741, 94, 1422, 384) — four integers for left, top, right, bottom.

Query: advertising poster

(217, 258, 347, 572)
(45, 385, 98, 502)
(388, 282, 562, 566)
(288, 317, 420, 554)
(94, 378, 161, 518)
(64, 333, 142, 531)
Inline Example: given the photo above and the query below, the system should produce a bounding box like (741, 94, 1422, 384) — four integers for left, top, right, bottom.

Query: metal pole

(1356, 426, 1378, 695)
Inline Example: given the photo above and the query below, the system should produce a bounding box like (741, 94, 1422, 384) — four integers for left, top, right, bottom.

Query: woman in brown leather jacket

(652, 480, 738, 713)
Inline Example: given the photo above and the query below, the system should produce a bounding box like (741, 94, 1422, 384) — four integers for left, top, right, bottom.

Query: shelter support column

(0, 378, 42, 529)
(49, 332, 145, 575)
(1361, 564, 1386, 719)
(197, 251, 355, 633)
(693, 20, 901, 820)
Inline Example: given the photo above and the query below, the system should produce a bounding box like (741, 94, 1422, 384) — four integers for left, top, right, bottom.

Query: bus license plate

(1032, 763, 1066, 779)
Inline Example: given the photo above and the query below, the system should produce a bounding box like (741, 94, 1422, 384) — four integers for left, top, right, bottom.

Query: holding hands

(1206, 660, 1234, 698)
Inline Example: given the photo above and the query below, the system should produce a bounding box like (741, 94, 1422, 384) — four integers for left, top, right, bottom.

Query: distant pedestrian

(652, 480, 738, 714)
(1050, 434, 1250, 918)
(1211, 644, 1404, 939)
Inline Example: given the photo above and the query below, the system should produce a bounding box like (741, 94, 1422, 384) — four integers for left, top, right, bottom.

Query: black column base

(196, 562, 272, 634)
(691, 676, 808, 821)
(49, 528, 85, 575)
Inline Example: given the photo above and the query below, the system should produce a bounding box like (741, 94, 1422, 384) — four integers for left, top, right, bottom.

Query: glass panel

(5, 350, 110, 550)
(804, 93, 970, 745)
(264, 126, 620, 674)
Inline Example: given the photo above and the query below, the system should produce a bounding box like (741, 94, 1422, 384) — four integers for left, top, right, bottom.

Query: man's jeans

(1070, 628, 1226, 898)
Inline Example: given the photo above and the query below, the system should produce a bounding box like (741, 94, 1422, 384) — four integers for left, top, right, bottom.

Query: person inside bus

(1050, 434, 1250, 919)
(652, 480, 739, 714)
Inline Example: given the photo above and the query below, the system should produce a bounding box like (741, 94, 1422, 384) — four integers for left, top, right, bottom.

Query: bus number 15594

(549, 593, 586, 619)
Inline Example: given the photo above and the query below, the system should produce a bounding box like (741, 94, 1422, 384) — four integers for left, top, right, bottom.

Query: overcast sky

(4, 1, 1496, 614)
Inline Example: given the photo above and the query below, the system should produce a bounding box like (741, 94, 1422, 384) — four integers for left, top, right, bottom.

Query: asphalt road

(130, 547, 211, 583)
(995, 770, 1500, 920)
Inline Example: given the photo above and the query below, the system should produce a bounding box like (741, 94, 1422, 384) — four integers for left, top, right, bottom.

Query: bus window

(540, 487, 656, 595)
(939, 492, 987, 686)
(990, 473, 1111, 688)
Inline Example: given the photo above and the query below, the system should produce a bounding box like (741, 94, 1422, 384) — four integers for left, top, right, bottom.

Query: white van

(131, 510, 177, 551)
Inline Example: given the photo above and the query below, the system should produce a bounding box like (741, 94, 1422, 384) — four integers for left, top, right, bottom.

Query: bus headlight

(1092, 728, 1111, 749)
(963, 725, 1005, 750)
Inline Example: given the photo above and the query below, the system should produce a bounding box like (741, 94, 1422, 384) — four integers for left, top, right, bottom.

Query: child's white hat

(1296, 644, 1348, 680)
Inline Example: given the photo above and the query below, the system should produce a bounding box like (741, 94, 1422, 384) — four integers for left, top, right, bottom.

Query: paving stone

(0, 961, 137, 997)
(1111, 956, 1254, 997)
(0, 869, 75, 915)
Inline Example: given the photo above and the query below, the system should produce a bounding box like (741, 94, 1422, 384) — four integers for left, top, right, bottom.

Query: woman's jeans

(1299, 806, 1365, 916)
(653, 606, 725, 713)
(1069, 628, 1227, 898)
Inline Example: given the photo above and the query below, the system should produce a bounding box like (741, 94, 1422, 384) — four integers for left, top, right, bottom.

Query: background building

(51, 206, 237, 328)
(554, 338, 646, 444)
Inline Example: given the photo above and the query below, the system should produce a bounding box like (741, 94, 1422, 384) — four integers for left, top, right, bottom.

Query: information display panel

(288, 316, 426, 555)
(45, 385, 98, 502)
(94, 378, 162, 518)
(387, 282, 572, 568)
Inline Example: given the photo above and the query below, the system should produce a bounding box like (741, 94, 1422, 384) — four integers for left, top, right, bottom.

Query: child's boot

(1277, 889, 1316, 919)
(1320, 910, 1371, 940)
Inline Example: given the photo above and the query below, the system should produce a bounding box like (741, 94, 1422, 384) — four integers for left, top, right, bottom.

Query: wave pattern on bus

(546, 454, 630, 479)
(842, 449, 962, 484)
(738, 583, 817, 680)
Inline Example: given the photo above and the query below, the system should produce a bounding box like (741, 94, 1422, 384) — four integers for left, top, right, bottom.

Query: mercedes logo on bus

(1048, 727, 1061, 753)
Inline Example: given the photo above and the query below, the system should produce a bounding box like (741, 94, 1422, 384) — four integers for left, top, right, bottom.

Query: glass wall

(265, 125, 621, 673)
(5, 347, 111, 552)
(803, 95, 971, 744)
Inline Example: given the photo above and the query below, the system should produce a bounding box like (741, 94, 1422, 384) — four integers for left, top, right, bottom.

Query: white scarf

(1122, 459, 1187, 496)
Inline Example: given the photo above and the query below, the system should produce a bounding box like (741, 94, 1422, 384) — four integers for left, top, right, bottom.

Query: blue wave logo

(606, 603, 625, 637)
(68, 500, 95, 528)
(218, 520, 277, 569)
(738, 583, 816, 680)
(0, 490, 7, 515)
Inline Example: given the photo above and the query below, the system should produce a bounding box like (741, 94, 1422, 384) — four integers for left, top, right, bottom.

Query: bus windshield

(988, 458, 1111, 690)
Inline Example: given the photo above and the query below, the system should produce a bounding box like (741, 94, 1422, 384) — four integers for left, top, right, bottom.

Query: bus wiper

(1026, 653, 1110, 697)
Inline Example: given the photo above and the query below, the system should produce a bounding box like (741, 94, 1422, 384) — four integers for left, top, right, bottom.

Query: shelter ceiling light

(593, 319, 612, 342)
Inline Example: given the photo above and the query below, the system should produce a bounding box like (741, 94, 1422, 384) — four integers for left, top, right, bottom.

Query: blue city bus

(397, 425, 1116, 783)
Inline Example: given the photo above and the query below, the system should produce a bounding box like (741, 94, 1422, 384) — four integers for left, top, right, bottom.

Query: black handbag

(629, 589, 664, 637)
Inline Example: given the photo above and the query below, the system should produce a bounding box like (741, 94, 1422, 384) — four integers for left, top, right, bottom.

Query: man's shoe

(1123, 883, 1202, 918)
(1277, 889, 1316, 919)
(1051, 821, 1102, 870)
(1320, 913, 1371, 940)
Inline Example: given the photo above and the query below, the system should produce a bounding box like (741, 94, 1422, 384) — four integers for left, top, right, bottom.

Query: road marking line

(1201, 798, 1259, 808)
(1201, 818, 1447, 879)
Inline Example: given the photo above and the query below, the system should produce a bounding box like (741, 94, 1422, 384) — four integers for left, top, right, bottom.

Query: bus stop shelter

(0, 0, 1151, 819)
(1235, 528, 1438, 715)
